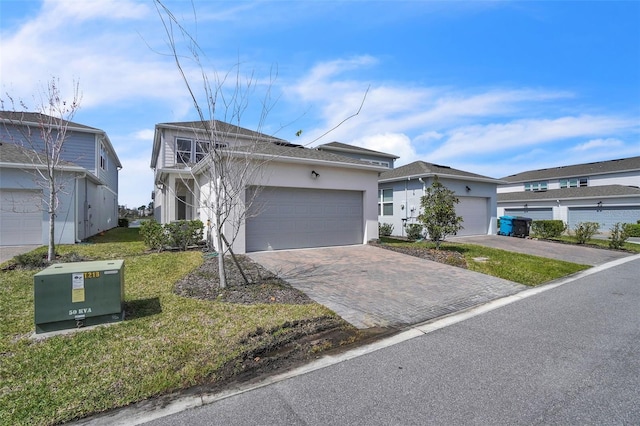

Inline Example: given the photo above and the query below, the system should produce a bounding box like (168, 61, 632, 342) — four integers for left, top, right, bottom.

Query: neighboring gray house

(378, 161, 503, 237)
(0, 112, 121, 246)
(497, 156, 640, 230)
(316, 142, 399, 169)
(151, 121, 386, 253)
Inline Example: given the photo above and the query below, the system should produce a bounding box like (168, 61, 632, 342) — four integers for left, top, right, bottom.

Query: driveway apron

(248, 245, 526, 329)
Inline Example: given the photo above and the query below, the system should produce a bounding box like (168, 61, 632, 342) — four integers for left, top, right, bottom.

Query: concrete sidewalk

(249, 245, 527, 329)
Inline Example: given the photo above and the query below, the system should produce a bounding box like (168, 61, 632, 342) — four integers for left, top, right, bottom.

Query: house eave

(379, 173, 505, 185)
(318, 145, 399, 159)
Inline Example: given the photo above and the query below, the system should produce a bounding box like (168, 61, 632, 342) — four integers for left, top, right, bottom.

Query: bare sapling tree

(1, 78, 81, 261)
(154, 1, 367, 288)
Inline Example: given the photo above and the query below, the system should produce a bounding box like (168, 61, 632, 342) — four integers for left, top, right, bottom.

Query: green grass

(0, 230, 339, 425)
(551, 235, 640, 253)
(379, 238, 590, 286)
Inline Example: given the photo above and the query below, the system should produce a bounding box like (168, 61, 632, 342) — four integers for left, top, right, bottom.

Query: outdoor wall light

(311, 170, 320, 179)
(465, 185, 471, 192)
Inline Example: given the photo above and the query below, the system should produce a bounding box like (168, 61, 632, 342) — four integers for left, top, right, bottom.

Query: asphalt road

(143, 257, 640, 426)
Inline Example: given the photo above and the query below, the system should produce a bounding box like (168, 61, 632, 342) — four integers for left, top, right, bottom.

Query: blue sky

(1, 0, 639, 208)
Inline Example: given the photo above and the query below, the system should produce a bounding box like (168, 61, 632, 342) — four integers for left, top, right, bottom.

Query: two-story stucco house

(378, 161, 504, 238)
(497, 156, 640, 230)
(150, 120, 386, 254)
(0, 111, 121, 246)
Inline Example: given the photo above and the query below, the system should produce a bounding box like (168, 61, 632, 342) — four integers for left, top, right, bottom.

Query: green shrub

(531, 220, 566, 238)
(608, 223, 629, 249)
(139, 219, 168, 252)
(405, 223, 424, 241)
(625, 223, 640, 237)
(13, 251, 49, 269)
(378, 223, 394, 237)
(165, 220, 204, 250)
(573, 222, 600, 244)
(118, 218, 129, 228)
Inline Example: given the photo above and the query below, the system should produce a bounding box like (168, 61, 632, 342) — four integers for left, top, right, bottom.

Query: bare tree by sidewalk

(1, 78, 81, 261)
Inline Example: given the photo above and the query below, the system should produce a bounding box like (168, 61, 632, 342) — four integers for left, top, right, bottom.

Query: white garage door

(246, 187, 363, 252)
(505, 208, 554, 221)
(0, 189, 43, 245)
(456, 197, 489, 236)
(568, 206, 640, 230)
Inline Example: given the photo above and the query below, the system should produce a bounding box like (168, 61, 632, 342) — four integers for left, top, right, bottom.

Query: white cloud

(571, 138, 624, 152)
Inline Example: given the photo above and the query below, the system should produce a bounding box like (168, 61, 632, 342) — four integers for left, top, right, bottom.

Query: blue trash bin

(498, 216, 515, 236)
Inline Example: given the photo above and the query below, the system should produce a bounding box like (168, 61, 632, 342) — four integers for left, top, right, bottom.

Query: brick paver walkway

(249, 245, 527, 329)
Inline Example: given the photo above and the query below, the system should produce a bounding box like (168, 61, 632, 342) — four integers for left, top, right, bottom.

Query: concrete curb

(75, 253, 640, 426)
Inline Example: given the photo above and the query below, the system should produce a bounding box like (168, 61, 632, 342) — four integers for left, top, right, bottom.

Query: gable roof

(316, 141, 399, 159)
(497, 184, 640, 202)
(379, 160, 503, 184)
(190, 141, 389, 173)
(0, 111, 100, 132)
(0, 110, 122, 169)
(501, 156, 640, 183)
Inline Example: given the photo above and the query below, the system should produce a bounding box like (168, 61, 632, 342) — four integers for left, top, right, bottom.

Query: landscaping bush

(608, 222, 629, 249)
(139, 219, 169, 252)
(573, 222, 600, 244)
(378, 223, 394, 237)
(405, 223, 423, 241)
(118, 218, 129, 228)
(165, 220, 204, 250)
(625, 223, 640, 237)
(531, 220, 566, 238)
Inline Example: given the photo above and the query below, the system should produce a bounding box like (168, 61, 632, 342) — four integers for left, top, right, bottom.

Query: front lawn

(550, 235, 640, 253)
(378, 238, 590, 286)
(0, 228, 351, 425)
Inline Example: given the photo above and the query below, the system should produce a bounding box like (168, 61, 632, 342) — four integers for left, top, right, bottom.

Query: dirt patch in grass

(172, 252, 393, 391)
(371, 241, 468, 268)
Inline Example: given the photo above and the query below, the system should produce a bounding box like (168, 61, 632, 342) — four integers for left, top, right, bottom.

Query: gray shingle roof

(379, 160, 502, 183)
(0, 141, 80, 168)
(501, 156, 640, 183)
(317, 141, 399, 159)
(225, 142, 388, 168)
(156, 120, 287, 143)
(497, 185, 640, 202)
(0, 111, 100, 131)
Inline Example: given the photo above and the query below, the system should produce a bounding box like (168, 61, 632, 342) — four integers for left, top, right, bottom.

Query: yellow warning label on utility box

(72, 273, 85, 303)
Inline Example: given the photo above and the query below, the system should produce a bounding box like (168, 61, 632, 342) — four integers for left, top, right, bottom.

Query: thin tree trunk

(221, 233, 250, 285)
(48, 179, 56, 261)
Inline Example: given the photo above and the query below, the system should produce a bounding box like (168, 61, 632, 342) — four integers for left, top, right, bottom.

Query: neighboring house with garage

(150, 121, 386, 253)
(0, 112, 121, 246)
(497, 156, 640, 231)
(316, 141, 399, 169)
(378, 161, 503, 238)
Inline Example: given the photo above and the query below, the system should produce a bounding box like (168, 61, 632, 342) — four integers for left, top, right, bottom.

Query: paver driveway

(248, 245, 526, 329)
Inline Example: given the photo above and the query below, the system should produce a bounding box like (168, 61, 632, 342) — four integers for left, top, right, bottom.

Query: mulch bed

(370, 241, 468, 268)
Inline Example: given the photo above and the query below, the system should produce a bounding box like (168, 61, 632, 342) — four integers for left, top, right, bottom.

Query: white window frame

(100, 143, 108, 171)
(524, 181, 547, 192)
(560, 177, 588, 188)
(176, 138, 192, 164)
(378, 188, 393, 216)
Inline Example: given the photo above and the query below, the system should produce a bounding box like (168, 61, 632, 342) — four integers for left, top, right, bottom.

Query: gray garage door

(246, 187, 363, 252)
(455, 197, 488, 236)
(0, 189, 43, 245)
(505, 208, 554, 221)
(568, 206, 640, 231)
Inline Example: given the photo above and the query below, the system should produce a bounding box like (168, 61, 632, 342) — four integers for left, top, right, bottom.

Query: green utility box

(33, 260, 125, 334)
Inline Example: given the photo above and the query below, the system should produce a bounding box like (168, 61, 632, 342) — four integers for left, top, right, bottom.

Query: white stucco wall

(197, 159, 380, 253)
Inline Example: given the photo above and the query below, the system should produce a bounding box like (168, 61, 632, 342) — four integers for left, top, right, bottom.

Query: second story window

(100, 143, 108, 171)
(524, 181, 547, 192)
(560, 177, 588, 188)
(176, 138, 192, 164)
(195, 141, 210, 162)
